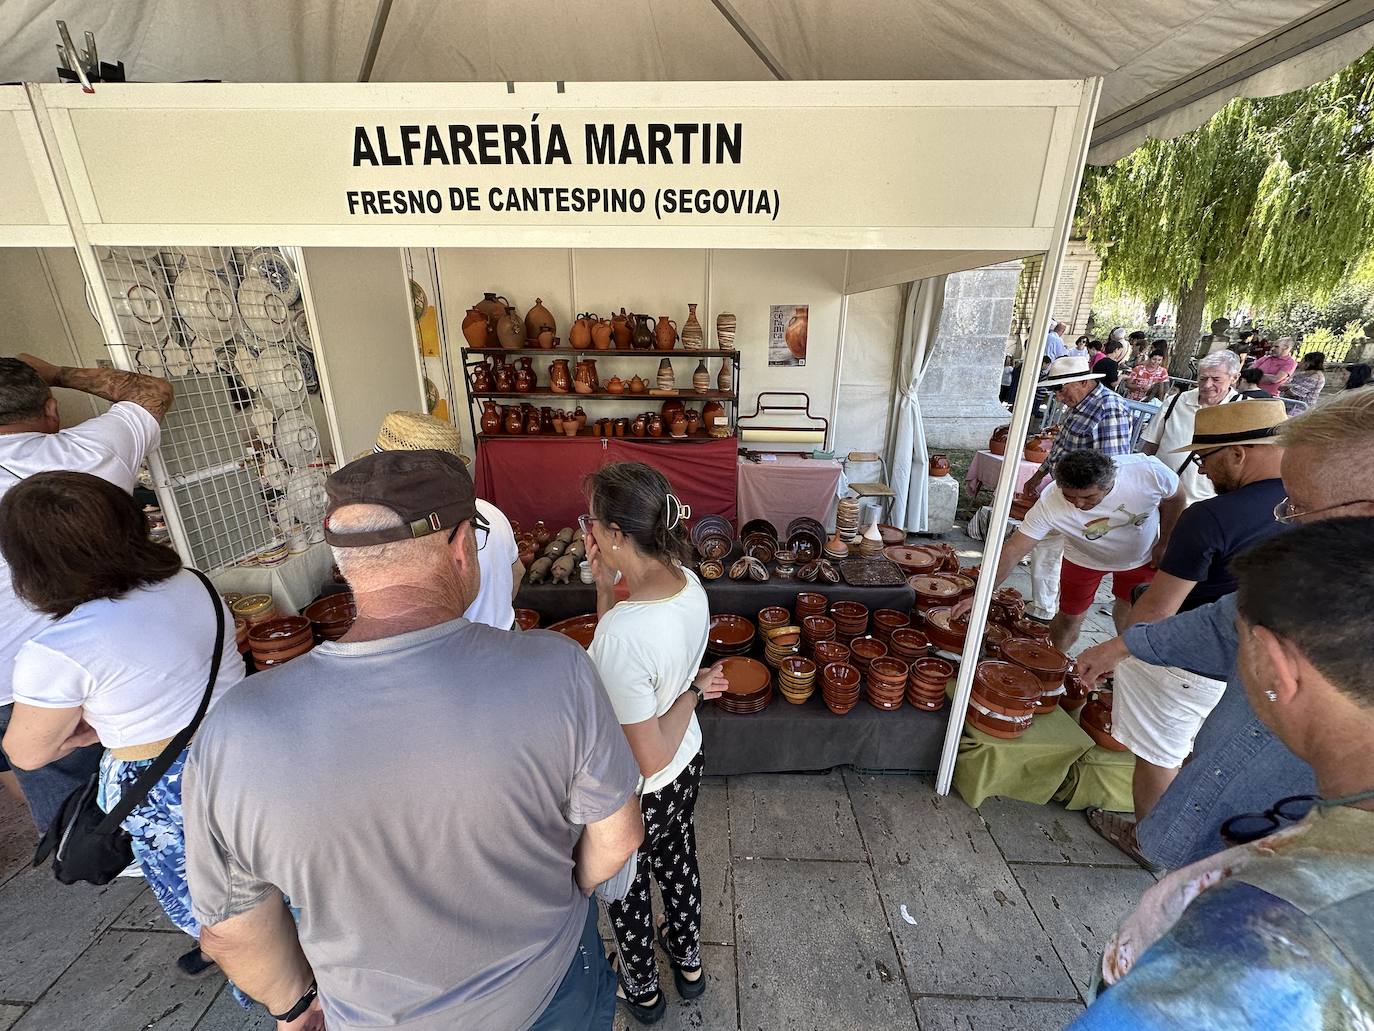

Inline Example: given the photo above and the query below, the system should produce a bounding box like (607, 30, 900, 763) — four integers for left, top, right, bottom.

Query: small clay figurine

(551, 554, 578, 584)
(544, 539, 568, 559)
(526, 556, 554, 584)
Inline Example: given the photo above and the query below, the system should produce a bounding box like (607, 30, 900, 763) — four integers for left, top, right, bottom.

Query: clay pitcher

(669, 412, 687, 437)
(514, 356, 535, 392)
(784, 306, 808, 360)
(702, 399, 726, 434)
(928, 454, 951, 477)
(686, 409, 701, 434)
(633, 313, 655, 350)
(574, 406, 588, 431)
(474, 292, 510, 332)
(524, 297, 555, 342)
(480, 401, 501, 435)
(648, 414, 664, 437)
(497, 306, 524, 349)
(612, 309, 633, 348)
(548, 358, 572, 394)
(540, 407, 554, 434)
(592, 318, 613, 350)
(655, 315, 678, 351)
(525, 409, 542, 435)
(462, 307, 490, 348)
(469, 362, 492, 392)
(503, 406, 523, 434)
(537, 329, 556, 350)
(573, 359, 596, 395)
(570, 313, 595, 350)
(492, 355, 514, 392)
(632, 415, 647, 437)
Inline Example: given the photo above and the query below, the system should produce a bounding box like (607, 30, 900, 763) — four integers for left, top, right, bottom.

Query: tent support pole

(934, 76, 1102, 796)
(357, 0, 396, 83)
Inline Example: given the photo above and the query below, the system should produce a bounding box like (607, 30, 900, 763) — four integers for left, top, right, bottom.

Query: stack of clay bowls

(821, 662, 862, 714)
(795, 591, 828, 622)
(858, 523, 884, 557)
(763, 624, 803, 668)
(830, 601, 869, 641)
(1001, 638, 1071, 712)
(777, 656, 818, 704)
(812, 639, 851, 667)
(865, 656, 909, 711)
(1079, 689, 1127, 750)
(924, 606, 970, 656)
(233, 618, 249, 655)
(773, 549, 798, 578)
(907, 656, 954, 711)
(910, 574, 963, 617)
(786, 517, 827, 562)
(757, 606, 791, 634)
(823, 532, 849, 561)
(871, 608, 910, 645)
(716, 656, 773, 714)
(248, 615, 314, 669)
(966, 659, 1041, 739)
(836, 497, 861, 543)
(741, 519, 779, 564)
(302, 592, 357, 641)
(849, 635, 888, 675)
(231, 592, 278, 628)
(802, 614, 837, 655)
(690, 515, 734, 562)
(707, 614, 756, 659)
(888, 627, 931, 663)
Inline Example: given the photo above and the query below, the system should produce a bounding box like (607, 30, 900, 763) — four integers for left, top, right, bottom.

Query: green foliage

(1294, 321, 1365, 363)
(1078, 48, 1374, 316)
(1251, 282, 1374, 338)
(1086, 289, 1148, 337)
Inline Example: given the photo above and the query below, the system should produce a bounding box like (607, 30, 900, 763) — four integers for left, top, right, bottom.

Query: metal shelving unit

(461, 346, 742, 444)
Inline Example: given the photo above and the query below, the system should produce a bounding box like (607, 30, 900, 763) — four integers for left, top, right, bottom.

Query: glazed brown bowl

(708, 614, 756, 654)
(910, 655, 955, 690)
(924, 606, 970, 654)
(795, 592, 829, 619)
(802, 615, 837, 643)
(872, 608, 911, 639)
(1011, 617, 1052, 643)
(830, 600, 869, 626)
(867, 656, 910, 687)
(887, 627, 931, 661)
(849, 635, 888, 670)
(513, 607, 541, 631)
(757, 606, 792, 632)
(822, 661, 861, 691)
(812, 640, 851, 666)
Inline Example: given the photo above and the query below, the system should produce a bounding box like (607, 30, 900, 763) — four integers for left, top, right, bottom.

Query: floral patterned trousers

(607, 750, 704, 1003)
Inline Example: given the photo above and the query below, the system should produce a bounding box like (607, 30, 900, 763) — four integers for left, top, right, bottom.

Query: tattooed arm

(18, 352, 174, 422)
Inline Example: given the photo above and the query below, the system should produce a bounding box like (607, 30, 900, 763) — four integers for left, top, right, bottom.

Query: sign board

(0, 87, 71, 246)
(32, 80, 1090, 249)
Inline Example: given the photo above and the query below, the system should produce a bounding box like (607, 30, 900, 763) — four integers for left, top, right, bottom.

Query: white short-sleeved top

(587, 570, 709, 795)
(0, 402, 161, 706)
(465, 499, 519, 630)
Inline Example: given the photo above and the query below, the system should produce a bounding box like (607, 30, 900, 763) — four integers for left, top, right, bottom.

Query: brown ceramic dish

(708, 614, 756, 654)
(925, 606, 970, 654)
(849, 636, 888, 670)
(802, 614, 837, 643)
(872, 608, 911, 639)
(888, 627, 931, 661)
(981, 623, 1012, 658)
(883, 545, 940, 576)
(909, 575, 962, 613)
(812, 640, 851, 666)
(548, 613, 599, 649)
(757, 606, 791, 632)
(513, 608, 540, 631)
(1000, 638, 1070, 692)
(971, 660, 1042, 717)
(1011, 618, 1052, 642)
(795, 592, 829, 619)
(965, 703, 1034, 739)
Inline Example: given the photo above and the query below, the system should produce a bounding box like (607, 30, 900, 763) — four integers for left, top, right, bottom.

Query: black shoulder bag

(32, 569, 226, 885)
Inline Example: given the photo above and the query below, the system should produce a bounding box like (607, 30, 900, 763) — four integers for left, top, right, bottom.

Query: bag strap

(92, 569, 225, 835)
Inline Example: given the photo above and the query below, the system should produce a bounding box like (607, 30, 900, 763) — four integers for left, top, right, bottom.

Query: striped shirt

(1047, 384, 1134, 467)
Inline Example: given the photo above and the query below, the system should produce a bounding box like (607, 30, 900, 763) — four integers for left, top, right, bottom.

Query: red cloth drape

(474, 436, 738, 530)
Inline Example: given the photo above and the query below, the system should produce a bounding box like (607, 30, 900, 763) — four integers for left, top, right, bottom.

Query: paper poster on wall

(768, 304, 808, 366)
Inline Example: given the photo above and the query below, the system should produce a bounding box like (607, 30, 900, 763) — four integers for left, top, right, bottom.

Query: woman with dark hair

(1238, 366, 1271, 399)
(1347, 364, 1372, 390)
(0, 471, 242, 971)
(1124, 345, 1171, 401)
(1282, 352, 1327, 406)
(581, 461, 726, 1023)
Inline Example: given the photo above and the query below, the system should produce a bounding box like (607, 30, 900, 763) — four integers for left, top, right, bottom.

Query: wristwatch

(269, 982, 318, 1023)
(689, 682, 705, 705)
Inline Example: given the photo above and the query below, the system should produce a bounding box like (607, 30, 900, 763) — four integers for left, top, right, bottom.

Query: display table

(474, 436, 738, 529)
(736, 454, 842, 531)
(964, 448, 1042, 498)
(517, 577, 914, 625)
(1054, 744, 1135, 813)
(211, 542, 333, 614)
(952, 705, 1095, 807)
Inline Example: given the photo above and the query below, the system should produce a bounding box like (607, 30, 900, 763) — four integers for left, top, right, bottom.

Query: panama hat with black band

(323, 449, 488, 547)
(1040, 354, 1105, 388)
(1171, 398, 1287, 453)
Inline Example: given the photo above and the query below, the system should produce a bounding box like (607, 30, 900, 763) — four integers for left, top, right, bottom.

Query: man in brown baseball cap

(185, 449, 643, 1031)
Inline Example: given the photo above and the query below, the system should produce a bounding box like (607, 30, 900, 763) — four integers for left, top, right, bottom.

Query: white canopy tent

(3, 0, 1374, 162)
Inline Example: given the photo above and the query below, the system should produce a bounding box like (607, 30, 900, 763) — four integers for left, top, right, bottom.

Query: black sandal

(656, 922, 706, 1000)
(609, 953, 667, 1025)
(175, 947, 218, 979)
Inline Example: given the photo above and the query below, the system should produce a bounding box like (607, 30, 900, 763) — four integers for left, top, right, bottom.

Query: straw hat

(1041, 355, 1104, 387)
(1172, 398, 1287, 452)
(372, 411, 470, 465)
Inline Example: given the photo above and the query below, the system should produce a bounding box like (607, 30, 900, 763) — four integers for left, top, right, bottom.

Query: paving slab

(1011, 863, 1154, 999)
(191, 986, 274, 1030)
(12, 930, 220, 1031)
(914, 997, 1085, 1030)
(0, 1006, 24, 1031)
(111, 885, 183, 933)
(613, 944, 737, 1031)
(734, 858, 917, 1031)
(695, 779, 734, 945)
(978, 797, 1141, 867)
(729, 771, 865, 861)
(0, 866, 144, 1001)
(844, 772, 1077, 1000)
(0, 793, 33, 888)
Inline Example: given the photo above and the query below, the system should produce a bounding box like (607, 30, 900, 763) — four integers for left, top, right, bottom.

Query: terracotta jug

(514, 356, 535, 392)
(612, 309, 633, 348)
(475, 292, 510, 332)
(493, 357, 514, 392)
(669, 413, 687, 437)
(654, 315, 678, 350)
(525, 409, 542, 435)
(681, 303, 704, 350)
(462, 307, 490, 348)
(503, 406, 523, 434)
(632, 313, 654, 350)
(469, 362, 492, 392)
(497, 306, 524, 349)
(928, 454, 951, 477)
(570, 313, 595, 349)
(548, 358, 572, 393)
(628, 374, 647, 393)
(552, 411, 565, 434)
(481, 401, 501, 435)
(540, 407, 554, 434)
(648, 414, 664, 437)
(632, 415, 647, 437)
(524, 297, 555, 342)
(784, 306, 808, 360)
(574, 359, 599, 394)
(692, 359, 710, 394)
(574, 406, 587, 431)
(661, 398, 686, 424)
(716, 359, 732, 392)
(537, 329, 556, 350)
(592, 318, 613, 350)
(702, 399, 727, 434)
(686, 409, 701, 434)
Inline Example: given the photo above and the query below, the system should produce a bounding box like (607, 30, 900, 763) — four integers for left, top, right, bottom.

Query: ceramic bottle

(612, 309, 633, 348)
(524, 298, 555, 342)
(717, 359, 732, 392)
(475, 293, 510, 331)
(503, 406, 523, 434)
(784, 306, 808, 360)
(716, 312, 736, 350)
(681, 303, 704, 350)
(570, 313, 594, 349)
(592, 318, 613, 350)
(463, 307, 490, 348)
(692, 359, 710, 393)
(497, 306, 524, 349)
(469, 362, 492, 392)
(656, 357, 675, 391)
(514, 356, 535, 392)
(492, 356, 514, 391)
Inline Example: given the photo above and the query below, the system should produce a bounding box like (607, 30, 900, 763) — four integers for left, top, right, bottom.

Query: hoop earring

(1265, 690, 1277, 702)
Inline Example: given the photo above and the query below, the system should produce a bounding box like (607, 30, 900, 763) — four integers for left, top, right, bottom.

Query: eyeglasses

(1186, 447, 1225, 468)
(577, 513, 595, 537)
(1273, 497, 1374, 524)
(1219, 794, 1318, 846)
(447, 517, 489, 551)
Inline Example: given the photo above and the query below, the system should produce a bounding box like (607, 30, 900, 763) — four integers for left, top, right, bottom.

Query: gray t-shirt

(183, 618, 638, 1031)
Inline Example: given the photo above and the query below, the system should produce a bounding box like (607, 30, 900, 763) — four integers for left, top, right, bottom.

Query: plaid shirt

(1047, 384, 1134, 466)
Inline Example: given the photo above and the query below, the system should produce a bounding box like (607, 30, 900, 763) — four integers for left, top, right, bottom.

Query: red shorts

(1058, 558, 1156, 616)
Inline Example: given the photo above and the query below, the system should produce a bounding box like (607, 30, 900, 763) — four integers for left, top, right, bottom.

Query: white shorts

(1110, 656, 1227, 768)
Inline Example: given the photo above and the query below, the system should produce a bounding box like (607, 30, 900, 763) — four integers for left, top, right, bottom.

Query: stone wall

(918, 260, 1019, 449)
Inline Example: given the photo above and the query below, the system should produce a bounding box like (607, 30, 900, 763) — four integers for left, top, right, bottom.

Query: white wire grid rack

(93, 245, 330, 571)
